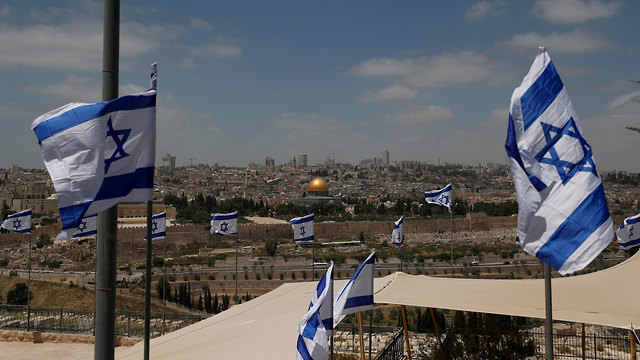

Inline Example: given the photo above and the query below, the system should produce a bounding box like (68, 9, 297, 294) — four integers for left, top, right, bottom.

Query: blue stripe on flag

(626, 216, 640, 226)
(301, 313, 320, 340)
(294, 235, 314, 242)
(94, 167, 154, 201)
(620, 238, 640, 249)
(13, 229, 31, 234)
(505, 114, 547, 191)
(73, 230, 97, 238)
(151, 231, 166, 239)
(291, 215, 314, 224)
(211, 213, 237, 221)
(536, 184, 610, 270)
(521, 61, 563, 132)
(344, 295, 374, 310)
(152, 213, 165, 220)
(59, 202, 92, 230)
(296, 335, 313, 360)
(33, 93, 156, 143)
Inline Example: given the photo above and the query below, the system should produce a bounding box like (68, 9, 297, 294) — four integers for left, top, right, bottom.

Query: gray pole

(450, 212, 454, 278)
(545, 263, 553, 360)
(27, 232, 31, 331)
(144, 201, 152, 360)
(235, 234, 238, 301)
(96, 0, 119, 359)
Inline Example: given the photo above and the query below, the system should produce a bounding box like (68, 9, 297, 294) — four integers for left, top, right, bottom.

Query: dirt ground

(0, 342, 132, 360)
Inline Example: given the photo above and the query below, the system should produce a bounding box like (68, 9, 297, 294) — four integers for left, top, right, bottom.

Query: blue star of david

(300, 226, 306, 235)
(104, 116, 131, 174)
(438, 194, 449, 205)
(77, 221, 87, 232)
(535, 118, 598, 185)
(220, 221, 228, 232)
(629, 225, 634, 238)
(152, 221, 158, 232)
(12, 219, 21, 230)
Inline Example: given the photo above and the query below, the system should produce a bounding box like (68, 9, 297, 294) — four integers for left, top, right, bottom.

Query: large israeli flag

(506, 49, 613, 275)
(616, 214, 640, 250)
(297, 262, 333, 360)
(291, 213, 314, 242)
(152, 212, 166, 240)
(1, 209, 31, 234)
(391, 216, 403, 246)
(32, 79, 156, 237)
(333, 249, 375, 325)
(72, 214, 97, 239)
(210, 211, 238, 235)
(424, 184, 452, 212)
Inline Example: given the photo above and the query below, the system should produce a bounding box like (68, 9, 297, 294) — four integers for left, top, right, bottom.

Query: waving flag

(291, 213, 314, 242)
(152, 212, 166, 240)
(1, 209, 31, 234)
(424, 184, 452, 212)
(296, 262, 334, 360)
(32, 68, 156, 238)
(617, 214, 640, 250)
(506, 48, 613, 275)
(210, 211, 238, 235)
(333, 249, 375, 325)
(391, 216, 403, 246)
(72, 214, 97, 239)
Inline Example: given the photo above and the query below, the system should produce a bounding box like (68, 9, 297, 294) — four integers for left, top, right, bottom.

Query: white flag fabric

(297, 262, 333, 360)
(210, 212, 238, 235)
(424, 184, 452, 212)
(32, 84, 156, 238)
(72, 214, 97, 239)
(333, 249, 375, 325)
(291, 213, 314, 242)
(391, 216, 403, 246)
(506, 49, 613, 275)
(1, 209, 31, 234)
(152, 212, 166, 240)
(617, 214, 640, 250)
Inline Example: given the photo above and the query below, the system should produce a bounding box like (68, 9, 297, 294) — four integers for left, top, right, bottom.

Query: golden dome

(308, 177, 329, 192)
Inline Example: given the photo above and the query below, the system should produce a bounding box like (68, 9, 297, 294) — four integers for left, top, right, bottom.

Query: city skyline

(1, 1, 640, 171)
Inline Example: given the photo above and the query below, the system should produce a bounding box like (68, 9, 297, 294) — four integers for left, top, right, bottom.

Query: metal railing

(0, 305, 207, 338)
(333, 324, 402, 358)
(528, 327, 639, 360)
(375, 327, 405, 360)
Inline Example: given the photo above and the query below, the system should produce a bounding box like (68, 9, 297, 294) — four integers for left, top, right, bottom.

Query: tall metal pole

(545, 263, 553, 360)
(96, 0, 119, 358)
(235, 234, 238, 301)
(450, 212, 454, 277)
(27, 232, 31, 331)
(144, 201, 152, 360)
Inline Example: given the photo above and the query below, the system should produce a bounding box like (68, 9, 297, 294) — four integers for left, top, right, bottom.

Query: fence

(0, 305, 207, 338)
(529, 326, 639, 360)
(333, 324, 402, 358)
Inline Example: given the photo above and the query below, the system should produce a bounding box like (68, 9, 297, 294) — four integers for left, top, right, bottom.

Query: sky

(1, 0, 640, 171)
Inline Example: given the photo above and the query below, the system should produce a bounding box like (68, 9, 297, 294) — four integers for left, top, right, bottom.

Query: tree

(6, 283, 32, 305)
(265, 239, 278, 257)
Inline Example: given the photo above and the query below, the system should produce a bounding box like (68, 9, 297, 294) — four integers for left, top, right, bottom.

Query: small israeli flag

(72, 214, 97, 239)
(296, 262, 334, 360)
(210, 211, 238, 235)
(391, 216, 403, 246)
(506, 48, 613, 275)
(151, 212, 166, 240)
(617, 214, 640, 250)
(333, 249, 375, 325)
(291, 213, 314, 242)
(424, 184, 452, 212)
(32, 65, 157, 238)
(1, 209, 31, 234)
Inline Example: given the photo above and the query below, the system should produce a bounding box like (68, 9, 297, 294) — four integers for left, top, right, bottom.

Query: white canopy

(118, 252, 640, 359)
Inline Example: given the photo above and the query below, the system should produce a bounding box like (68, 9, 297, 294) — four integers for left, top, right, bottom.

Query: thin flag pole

(368, 309, 373, 360)
(143, 201, 152, 360)
(312, 244, 315, 281)
(357, 312, 365, 360)
(544, 262, 553, 360)
(330, 262, 334, 360)
(27, 232, 31, 331)
(400, 305, 412, 360)
(235, 234, 238, 301)
(162, 237, 166, 335)
(450, 211, 454, 278)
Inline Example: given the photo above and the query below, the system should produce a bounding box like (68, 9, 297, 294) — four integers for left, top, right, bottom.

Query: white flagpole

(330, 261, 334, 360)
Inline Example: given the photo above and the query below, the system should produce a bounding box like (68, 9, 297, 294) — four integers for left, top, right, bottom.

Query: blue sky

(2, 0, 640, 171)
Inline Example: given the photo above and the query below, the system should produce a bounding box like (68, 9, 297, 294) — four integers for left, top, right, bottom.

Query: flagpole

(96, 0, 119, 358)
(357, 312, 365, 360)
(235, 234, 238, 301)
(143, 201, 152, 360)
(449, 211, 454, 278)
(162, 237, 166, 335)
(330, 262, 334, 360)
(312, 244, 315, 281)
(544, 263, 553, 360)
(27, 232, 31, 332)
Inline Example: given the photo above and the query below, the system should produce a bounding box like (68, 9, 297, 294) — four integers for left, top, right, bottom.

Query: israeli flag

(506, 48, 613, 275)
(210, 211, 238, 235)
(297, 262, 333, 360)
(391, 216, 403, 246)
(72, 214, 97, 239)
(333, 249, 375, 325)
(424, 184, 452, 212)
(1, 209, 31, 234)
(291, 213, 314, 242)
(152, 212, 166, 240)
(616, 214, 640, 250)
(32, 68, 156, 238)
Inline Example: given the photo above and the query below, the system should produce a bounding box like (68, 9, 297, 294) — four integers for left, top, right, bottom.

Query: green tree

(6, 283, 32, 305)
(265, 239, 278, 257)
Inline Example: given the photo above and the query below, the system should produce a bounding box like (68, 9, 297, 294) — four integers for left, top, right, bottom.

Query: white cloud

(532, 0, 622, 24)
(465, 0, 508, 20)
(359, 85, 418, 104)
(190, 18, 214, 31)
(498, 29, 614, 54)
(385, 105, 454, 125)
(270, 113, 349, 131)
(350, 51, 512, 88)
(22, 76, 149, 103)
(607, 91, 640, 111)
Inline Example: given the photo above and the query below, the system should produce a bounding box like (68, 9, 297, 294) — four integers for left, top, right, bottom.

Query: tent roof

(118, 252, 640, 359)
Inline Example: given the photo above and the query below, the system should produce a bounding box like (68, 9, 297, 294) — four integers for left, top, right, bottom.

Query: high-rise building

(162, 153, 176, 173)
(265, 156, 275, 167)
(382, 150, 389, 166)
(297, 152, 308, 168)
